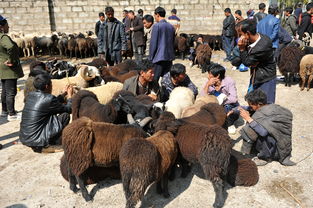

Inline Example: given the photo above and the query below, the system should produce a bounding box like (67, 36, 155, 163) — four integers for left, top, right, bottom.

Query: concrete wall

(1, 0, 266, 35)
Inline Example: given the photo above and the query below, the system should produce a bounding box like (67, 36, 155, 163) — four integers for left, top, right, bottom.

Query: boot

(281, 156, 296, 166)
(241, 140, 253, 155)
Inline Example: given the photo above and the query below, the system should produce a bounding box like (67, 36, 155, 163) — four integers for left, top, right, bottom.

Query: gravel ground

(0, 51, 312, 208)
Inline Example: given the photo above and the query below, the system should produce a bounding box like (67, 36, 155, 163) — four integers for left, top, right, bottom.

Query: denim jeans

(1, 79, 17, 115)
(222, 35, 234, 60)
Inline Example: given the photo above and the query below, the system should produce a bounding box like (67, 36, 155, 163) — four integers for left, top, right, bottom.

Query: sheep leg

(161, 172, 170, 198)
(307, 75, 313, 91)
(212, 179, 227, 208)
(285, 72, 289, 87)
(68, 167, 78, 193)
(300, 74, 306, 91)
(180, 157, 191, 178)
(75, 175, 92, 201)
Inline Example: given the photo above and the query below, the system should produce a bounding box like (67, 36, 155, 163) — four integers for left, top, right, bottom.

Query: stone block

(0, 8, 4, 14)
(173, 5, 184, 10)
(0, 2, 9, 7)
(79, 12, 89, 17)
(119, 1, 129, 6)
(140, 0, 149, 5)
(83, 6, 93, 12)
(72, 6, 83, 12)
(32, 1, 47, 7)
(63, 19, 73, 24)
(161, 0, 169, 4)
(9, 2, 22, 7)
(5, 8, 16, 14)
(16, 8, 27, 13)
(61, 6, 72, 12)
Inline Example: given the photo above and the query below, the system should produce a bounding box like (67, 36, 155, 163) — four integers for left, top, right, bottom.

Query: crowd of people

(1, 2, 308, 167)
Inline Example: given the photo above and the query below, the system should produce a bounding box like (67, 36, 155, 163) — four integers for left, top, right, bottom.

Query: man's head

(197, 35, 204, 43)
(244, 89, 267, 111)
(0, 15, 9, 34)
(138, 9, 143, 16)
(99, 12, 105, 21)
(297, 2, 303, 8)
(259, 3, 266, 11)
(138, 59, 155, 82)
(207, 63, 225, 81)
(284, 7, 293, 16)
(154, 7, 166, 22)
(143, 14, 154, 29)
(224, 8, 231, 16)
(33, 74, 52, 93)
(171, 9, 177, 15)
(105, 6, 114, 22)
(123, 10, 128, 18)
(268, 4, 279, 15)
(128, 10, 135, 20)
(306, 3, 313, 14)
(170, 63, 186, 84)
(239, 19, 257, 40)
(234, 10, 242, 19)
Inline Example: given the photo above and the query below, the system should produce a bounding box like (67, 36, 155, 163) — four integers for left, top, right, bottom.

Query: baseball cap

(0, 15, 7, 22)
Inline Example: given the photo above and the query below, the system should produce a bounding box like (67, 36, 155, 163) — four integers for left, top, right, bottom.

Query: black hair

(33, 74, 52, 91)
(284, 7, 293, 14)
(208, 63, 225, 80)
(0, 19, 7, 26)
(240, 19, 257, 35)
(244, 89, 267, 105)
(123, 10, 128, 13)
(170, 63, 186, 78)
(99, 12, 104, 17)
(29, 61, 46, 71)
(155, 7, 166, 17)
(138, 9, 143, 14)
(143, 14, 154, 24)
(259, 3, 266, 10)
(105, 6, 114, 14)
(224, 8, 231, 13)
(138, 59, 154, 72)
(268, 5, 279, 15)
(198, 34, 204, 39)
(306, 3, 313, 11)
(235, 10, 242, 16)
(128, 10, 135, 15)
(297, 2, 303, 8)
(171, 9, 177, 14)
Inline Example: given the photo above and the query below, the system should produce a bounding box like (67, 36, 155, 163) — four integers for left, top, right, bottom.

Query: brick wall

(1, 0, 266, 35)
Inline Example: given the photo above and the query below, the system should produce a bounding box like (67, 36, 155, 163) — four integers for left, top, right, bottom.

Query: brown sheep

(278, 46, 305, 87)
(67, 34, 77, 58)
(195, 44, 212, 73)
(154, 112, 232, 208)
(76, 35, 88, 59)
(119, 130, 178, 208)
(299, 54, 313, 91)
(181, 95, 218, 118)
(60, 154, 120, 185)
(62, 117, 148, 201)
(100, 66, 138, 83)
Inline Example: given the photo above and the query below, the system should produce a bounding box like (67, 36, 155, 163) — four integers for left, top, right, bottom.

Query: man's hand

(148, 94, 157, 101)
(130, 27, 134, 31)
(227, 110, 234, 117)
(239, 107, 253, 123)
(4, 60, 13, 67)
(238, 36, 249, 51)
(66, 85, 74, 98)
(121, 50, 126, 55)
(207, 77, 219, 86)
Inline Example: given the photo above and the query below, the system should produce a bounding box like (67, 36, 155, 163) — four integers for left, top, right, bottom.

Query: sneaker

(252, 157, 268, 166)
(1, 111, 8, 117)
(231, 66, 237, 71)
(228, 125, 237, 135)
(7, 112, 22, 121)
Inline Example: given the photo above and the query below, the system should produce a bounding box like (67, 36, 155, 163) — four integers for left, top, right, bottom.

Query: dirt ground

(0, 51, 312, 208)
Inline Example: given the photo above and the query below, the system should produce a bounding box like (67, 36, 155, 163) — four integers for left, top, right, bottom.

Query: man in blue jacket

(149, 7, 175, 81)
(257, 4, 280, 50)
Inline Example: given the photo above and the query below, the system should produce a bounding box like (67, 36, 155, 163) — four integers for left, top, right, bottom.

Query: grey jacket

(283, 14, 298, 36)
(123, 75, 160, 97)
(97, 18, 127, 56)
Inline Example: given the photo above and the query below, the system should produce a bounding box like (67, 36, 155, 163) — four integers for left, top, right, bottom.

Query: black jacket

(222, 15, 235, 37)
(298, 12, 312, 40)
(95, 20, 101, 37)
(240, 34, 276, 85)
(125, 16, 145, 46)
(253, 12, 267, 24)
(19, 91, 72, 147)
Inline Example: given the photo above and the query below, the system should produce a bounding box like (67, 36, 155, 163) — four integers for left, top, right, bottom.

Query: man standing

(122, 10, 128, 24)
(238, 19, 276, 104)
(143, 14, 154, 57)
(126, 10, 145, 62)
(298, 3, 313, 41)
(149, 7, 175, 82)
(98, 7, 127, 66)
(95, 12, 105, 37)
(257, 4, 280, 50)
(294, 2, 303, 24)
(283, 7, 298, 37)
(222, 8, 235, 62)
(137, 9, 144, 19)
(168, 9, 181, 34)
(253, 3, 267, 24)
(234, 10, 244, 24)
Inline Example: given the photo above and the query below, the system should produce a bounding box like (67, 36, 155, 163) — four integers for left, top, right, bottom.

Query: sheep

(278, 46, 305, 87)
(67, 34, 77, 58)
(120, 130, 178, 208)
(33, 34, 59, 56)
(85, 82, 123, 104)
(57, 33, 68, 57)
(174, 34, 188, 60)
(60, 154, 121, 185)
(181, 95, 218, 117)
(122, 39, 134, 60)
(11, 33, 26, 57)
(154, 111, 232, 208)
(165, 87, 195, 118)
(100, 66, 138, 83)
(62, 116, 148, 201)
(299, 54, 313, 91)
(84, 58, 108, 69)
(76, 33, 88, 58)
(195, 44, 213, 73)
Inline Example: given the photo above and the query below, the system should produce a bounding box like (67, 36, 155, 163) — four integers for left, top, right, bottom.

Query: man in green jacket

(0, 15, 24, 121)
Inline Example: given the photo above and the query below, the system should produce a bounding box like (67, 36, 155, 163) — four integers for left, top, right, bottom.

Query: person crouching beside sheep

(160, 63, 198, 102)
(123, 59, 160, 101)
(233, 89, 296, 166)
(19, 74, 73, 153)
(200, 63, 239, 134)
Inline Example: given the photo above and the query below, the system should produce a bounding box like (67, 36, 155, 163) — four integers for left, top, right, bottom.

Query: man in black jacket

(238, 19, 276, 104)
(20, 74, 73, 153)
(95, 12, 105, 37)
(222, 8, 235, 62)
(253, 3, 267, 23)
(298, 2, 313, 41)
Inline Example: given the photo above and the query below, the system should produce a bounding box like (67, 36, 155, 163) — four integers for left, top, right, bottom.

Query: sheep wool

(85, 82, 123, 104)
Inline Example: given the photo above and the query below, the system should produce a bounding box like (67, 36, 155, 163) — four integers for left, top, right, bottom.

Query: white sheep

(85, 82, 123, 104)
(165, 87, 195, 118)
(181, 95, 218, 118)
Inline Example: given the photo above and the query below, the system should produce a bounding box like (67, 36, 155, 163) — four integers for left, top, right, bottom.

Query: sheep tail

(71, 90, 99, 120)
(62, 117, 94, 176)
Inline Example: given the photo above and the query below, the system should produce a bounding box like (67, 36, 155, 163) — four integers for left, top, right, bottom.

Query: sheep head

(152, 111, 182, 134)
(78, 65, 97, 81)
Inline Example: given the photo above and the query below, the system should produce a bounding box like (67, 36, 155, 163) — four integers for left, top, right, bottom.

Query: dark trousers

(224, 103, 239, 127)
(254, 78, 276, 104)
(153, 61, 172, 82)
(1, 79, 17, 115)
(99, 52, 122, 66)
(222, 35, 234, 60)
(131, 38, 144, 62)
